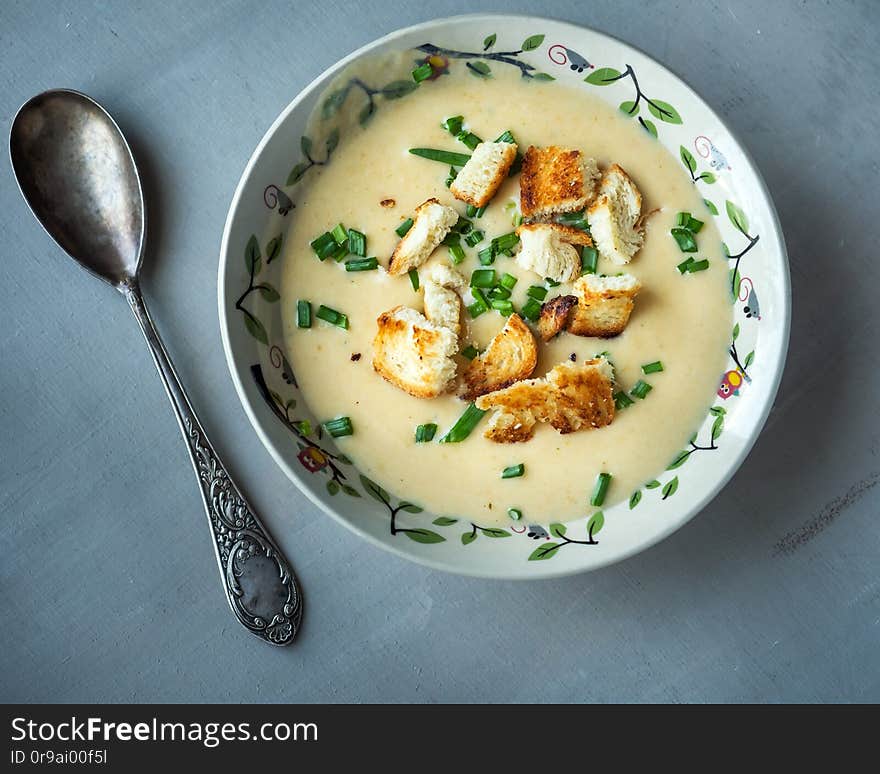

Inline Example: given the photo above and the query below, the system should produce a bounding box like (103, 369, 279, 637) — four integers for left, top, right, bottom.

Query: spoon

(10, 89, 302, 646)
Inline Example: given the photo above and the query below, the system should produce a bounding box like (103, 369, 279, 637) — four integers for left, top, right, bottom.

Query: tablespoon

(9, 89, 302, 646)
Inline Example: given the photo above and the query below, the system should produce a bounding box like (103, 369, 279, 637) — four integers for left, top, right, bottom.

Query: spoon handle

(125, 283, 302, 645)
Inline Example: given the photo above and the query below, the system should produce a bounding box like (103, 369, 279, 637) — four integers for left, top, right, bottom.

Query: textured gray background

(1, 0, 877, 703)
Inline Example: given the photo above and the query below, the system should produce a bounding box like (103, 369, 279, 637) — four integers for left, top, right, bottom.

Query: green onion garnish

(526, 285, 548, 301)
(411, 62, 433, 83)
(492, 232, 520, 255)
(396, 218, 414, 238)
(677, 257, 696, 274)
(590, 472, 612, 507)
(581, 246, 599, 274)
(439, 403, 487, 443)
(316, 305, 349, 329)
(415, 423, 438, 443)
(676, 212, 691, 227)
(613, 391, 634, 410)
(408, 268, 419, 290)
(687, 259, 710, 272)
(545, 277, 561, 287)
(331, 223, 348, 245)
(500, 273, 518, 290)
(494, 129, 516, 144)
(642, 361, 664, 374)
(465, 204, 478, 218)
(310, 232, 337, 260)
(558, 210, 585, 225)
(489, 286, 511, 301)
(456, 130, 482, 150)
(442, 115, 464, 135)
(470, 268, 496, 288)
(329, 242, 349, 262)
(296, 300, 311, 328)
(507, 507, 523, 521)
(453, 217, 473, 234)
(630, 380, 653, 399)
(347, 229, 366, 257)
(521, 297, 542, 321)
(477, 246, 495, 265)
(671, 227, 698, 252)
(448, 243, 466, 264)
(409, 148, 472, 166)
(502, 463, 525, 479)
(467, 302, 487, 319)
(471, 287, 489, 307)
(345, 257, 378, 272)
(323, 416, 353, 438)
(461, 345, 479, 360)
(688, 217, 705, 233)
(491, 299, 514, 315)
(465, 230, 484, 247)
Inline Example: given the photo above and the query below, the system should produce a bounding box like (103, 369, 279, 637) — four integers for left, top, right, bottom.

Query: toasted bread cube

(567, 273, 642, 337)
(515, 223, 593, 283)
(450, 141, 518, 208)
(372, 306, 458, 398)
(461, 314, 537, 401)
(587, 164, 644, 265)
(475, 357, 615, 442)
(423, 263, 467, 335)
(388, 198, 459, 276)
(537, 294, 578, 342)
(520, 146, 600, 219)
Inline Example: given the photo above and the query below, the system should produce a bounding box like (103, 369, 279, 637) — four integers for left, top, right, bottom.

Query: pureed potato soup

(281, 59, 731, 527)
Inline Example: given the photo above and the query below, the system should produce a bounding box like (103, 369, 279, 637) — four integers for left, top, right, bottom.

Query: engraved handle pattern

(126, 284, 302, 645)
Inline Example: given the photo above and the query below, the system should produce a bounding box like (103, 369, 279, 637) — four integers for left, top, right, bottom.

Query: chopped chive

(296, 300, 311, 328)
(613, 390, 634, 410)
(452, 217, 473, 234)
(347, 229, 366, 256)
(500, 273, 518, 290)
(507, 507, 523, 521)
(294, 419, 311, 435)
(461, 344, 479, 360)
(641, 361, 664, 374)
(439, 403, 487, 443)
(521, 297, 542, 321)
(676, 211, 691, 227)
(471, 287, 489, 308)
(323, 416, 353, 438)
(489, 286, 511, 301)
(590, 472, 612, 507)
(415, 423, 438, 443)
(467, 301, 488, 318)
(477, 246, 496, 265)
(558, 209, 586, 225)
(442, 230, 461, 247)
(687, 259, 710, 272)
(581, 246, 599, 274)
(630, 380, 653, 399)
(445, 166, 457, 188)
(448, 243, 466, 264)
(491, 298, 514, 315)
(409, 148, 472, 166)
(526, 285, 548, 301)
(491, 231, 520, 255)
(331, 223, 348, 245)
(677, 257, 696, 274)
(494, 129, 516, 144)
(330, 242, 349, 262)
(456, 130, 482, 150)
(687, 216, 705, 233)
(316, 305, 349, 329)
(545, 277, 561, 287)
(474, 206, 486, 218)
(408, 268, 419, 291)
(396, 218, 414, 238)
(501, 463, 525, 479)
(671, 227, 698, 252)
(345, 257, 378, 272)
(470, 268, 496, 288)
(465, 204, 478, 218)
(411, 62, 434, 83)
(310, 231, 337, 259)
(465, 230, 484, 247)
(442, 115, 464, 135)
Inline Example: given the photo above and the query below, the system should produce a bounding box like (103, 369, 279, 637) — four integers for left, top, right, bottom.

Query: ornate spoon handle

(125, 283, 302, 645)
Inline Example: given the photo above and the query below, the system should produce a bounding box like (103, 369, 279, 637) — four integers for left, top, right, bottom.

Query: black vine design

(726, 224, 760, 300)
(286, 130, 340, 186)
(729, 336, 754, 382)
(416, 41, 545, 80)
(235, 234, 281, 346)
(527, 518, 603, 561)
(359, 475, 444, 544)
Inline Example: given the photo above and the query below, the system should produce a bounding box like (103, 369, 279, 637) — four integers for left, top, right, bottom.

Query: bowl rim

(218, 13, 791, 579)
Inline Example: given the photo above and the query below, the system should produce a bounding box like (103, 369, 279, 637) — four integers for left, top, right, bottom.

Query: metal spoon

(10, 89, 302, 646)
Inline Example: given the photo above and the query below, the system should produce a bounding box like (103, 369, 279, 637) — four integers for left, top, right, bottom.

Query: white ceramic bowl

(218, 14, 790, 578)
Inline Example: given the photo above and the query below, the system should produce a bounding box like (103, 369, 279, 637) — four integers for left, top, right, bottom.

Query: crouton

(515, 223, 593, 283)
(388, 198, 459, 276)
(567, 273, 642, 337)
(423, 282, 461, 335)
(537, 294, 578, 341)
(587, 164, 644, 265)
(372, 306, 458, 398)
(450, 141, 518, 208)
(429, 263, 468, 293)
(520, 146, 600, 219)
(475, 357, 616, 442)
(461, 314, 537, 401)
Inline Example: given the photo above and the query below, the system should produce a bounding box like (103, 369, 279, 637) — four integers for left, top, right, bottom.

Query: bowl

(218, 14, 790, 578)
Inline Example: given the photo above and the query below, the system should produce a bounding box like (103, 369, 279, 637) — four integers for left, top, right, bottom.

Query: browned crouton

(515, 223, 593, 283)
(519, 146, 600, 219)
(461, 314, 537, 401)
(566, 273, 642, 337)
(450, 141, 518, 208)
(388, 198, 459, 276)
(537, 294, 578, 341)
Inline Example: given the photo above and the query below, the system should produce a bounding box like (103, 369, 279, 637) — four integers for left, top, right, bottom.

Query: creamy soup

(281, 63, 731, 527)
